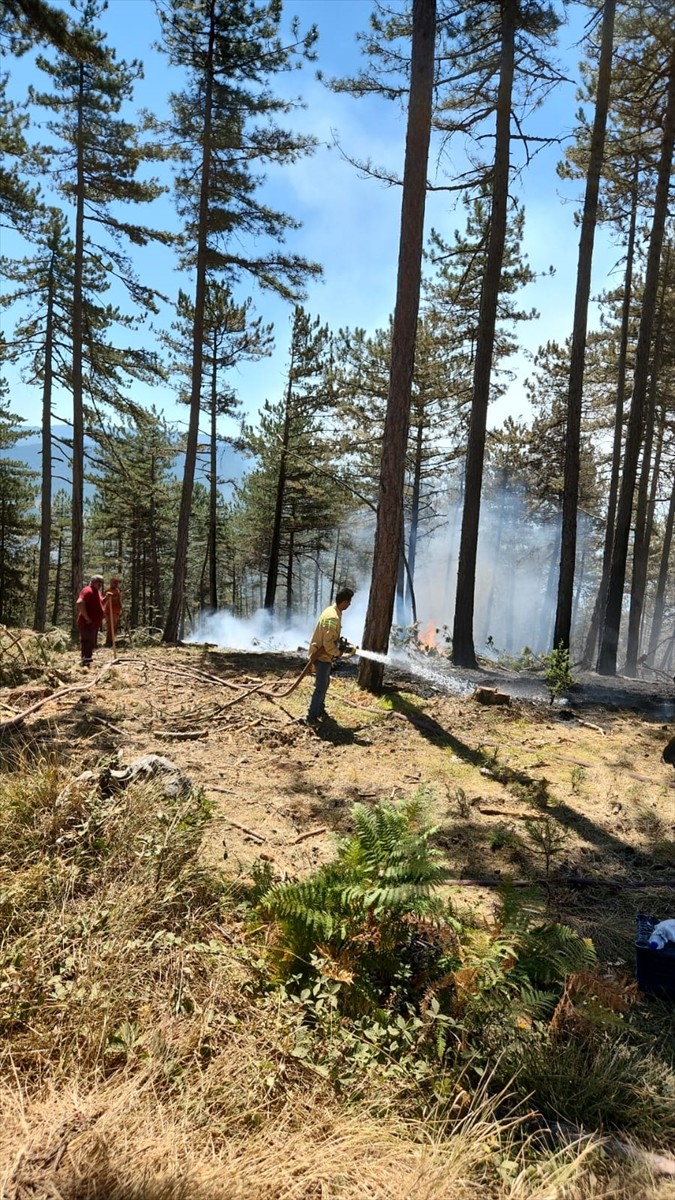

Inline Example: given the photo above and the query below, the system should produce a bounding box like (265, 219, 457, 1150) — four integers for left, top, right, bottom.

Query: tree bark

(163, 2, 215, 643)
(264, 367, 293, 613)
(625, 246, 670, 674)
(408, 416, 424, 591)
(581, 157, 639, 668)
(358, 0, 436, 692)
(598, 41, 675, 675)
(646, 460, 675, 665)
(554, 0, 615, 652)
(33, 245, 55, 631)
(452, 0, 516, 668)
(208, 333, 218, 612)
(70, 62, 85, 635)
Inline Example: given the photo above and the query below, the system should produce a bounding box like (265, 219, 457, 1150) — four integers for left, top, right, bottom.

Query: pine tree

(239, 308, 347, 619)
(553, 0, 616, 654)
(0, 73, 40, 232)
(162, 283, 273, 612)
(0, 209, 74, 629)
(598, 30, 675, 675)
(87, 412, 181, 631)
(30, 0, 168, 629)
(451, 0, 562, 669)
(0, 383, 39, 625)
(358, 0, 436, 692)
(1, 0, 105, 60)
(156, 0, 320, 642)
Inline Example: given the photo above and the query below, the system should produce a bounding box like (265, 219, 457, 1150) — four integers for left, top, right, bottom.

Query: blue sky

(0, 0, 620, 440)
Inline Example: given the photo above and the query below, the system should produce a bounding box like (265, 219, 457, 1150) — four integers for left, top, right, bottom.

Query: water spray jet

(356, 648, 390, 665)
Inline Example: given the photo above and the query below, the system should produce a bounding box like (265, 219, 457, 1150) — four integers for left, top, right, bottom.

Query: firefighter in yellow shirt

(306, 587, 355, 725)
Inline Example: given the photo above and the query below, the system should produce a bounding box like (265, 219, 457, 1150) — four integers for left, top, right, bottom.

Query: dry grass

(3, 1072, 664, 1200)
(2, 649, 675, 1200)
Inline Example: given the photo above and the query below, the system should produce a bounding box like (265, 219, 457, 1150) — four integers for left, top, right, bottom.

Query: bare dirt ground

(4, 641, 675, 964)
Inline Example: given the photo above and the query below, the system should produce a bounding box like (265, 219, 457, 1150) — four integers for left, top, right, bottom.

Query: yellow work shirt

(309, 603, 343, 663)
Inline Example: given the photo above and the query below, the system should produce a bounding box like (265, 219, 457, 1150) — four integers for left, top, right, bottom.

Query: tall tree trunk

(70, 62, 85, 633)
(52, 532, 62, 626)
(34, 248, 55, 631)
(0, 495, 5, 624)
(330, 528, 340, 601)
(286, 518, 295, 621)
(536, 522, 561, 651)
(264, 369, 293, 612)
(208, 336, 218, 612)
(483, 469, 508, 639)
(625, 247, 670, 674)
(598, 41, 675, 675)
(130, 522, 140, 629)
(646, 462, 675, 664)
(452, 0, 516, 668)
(358, 0, 436, 692)
(640, 406, 664, 649)
(163, 3, 215, 642)
(581, 157, 639, 667)
(554, 0, 615, 651)
(395, 531, 406, 625)
(148, 456, 162, 626)
(407, 417, 424, 589)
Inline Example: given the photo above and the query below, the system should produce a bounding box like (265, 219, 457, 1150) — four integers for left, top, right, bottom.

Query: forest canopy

(1, 0, 674, 682)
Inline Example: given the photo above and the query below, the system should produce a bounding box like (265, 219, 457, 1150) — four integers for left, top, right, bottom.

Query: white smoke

(187, 484, 601, 665)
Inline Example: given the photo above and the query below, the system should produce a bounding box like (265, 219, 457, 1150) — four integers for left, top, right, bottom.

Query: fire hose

(258, 640, 359, 700)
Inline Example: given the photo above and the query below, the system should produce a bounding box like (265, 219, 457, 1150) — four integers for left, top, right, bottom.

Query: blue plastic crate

(635, 913, 675, 1001)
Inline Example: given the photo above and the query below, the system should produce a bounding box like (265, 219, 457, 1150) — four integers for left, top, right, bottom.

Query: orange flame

(418, 621, 438, 652)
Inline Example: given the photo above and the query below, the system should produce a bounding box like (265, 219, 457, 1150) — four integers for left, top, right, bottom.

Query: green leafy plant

(258, 792, 452, 1009)
(257, 797, 597, 1050)
(570, 765, 586, 795)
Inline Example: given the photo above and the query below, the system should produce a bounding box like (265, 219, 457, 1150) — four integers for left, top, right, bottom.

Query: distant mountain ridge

(0, 425, 247, 497)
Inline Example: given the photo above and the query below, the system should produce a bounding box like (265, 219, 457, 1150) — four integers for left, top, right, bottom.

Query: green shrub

(541, 643, 576, 703)
(257, 800, 597, 1040)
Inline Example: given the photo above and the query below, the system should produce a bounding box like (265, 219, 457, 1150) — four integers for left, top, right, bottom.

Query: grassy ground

(1, 640, 674, 1198)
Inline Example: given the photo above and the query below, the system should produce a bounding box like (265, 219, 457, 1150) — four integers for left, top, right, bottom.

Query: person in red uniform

(76, 574, 105, 667)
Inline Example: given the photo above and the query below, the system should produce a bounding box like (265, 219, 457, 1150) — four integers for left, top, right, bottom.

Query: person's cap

(91, 574, 104, 585)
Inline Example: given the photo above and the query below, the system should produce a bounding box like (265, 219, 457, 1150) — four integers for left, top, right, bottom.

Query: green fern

(257, 799, 598, 1037)
(513, 921, 596, 989)
(258, 792, 448, 1000)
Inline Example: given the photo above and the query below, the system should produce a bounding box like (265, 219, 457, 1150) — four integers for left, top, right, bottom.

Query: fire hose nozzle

(337, 637, 358, 657)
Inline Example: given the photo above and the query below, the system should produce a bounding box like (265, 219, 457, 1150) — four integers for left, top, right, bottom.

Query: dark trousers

(79, 625, 100, 664)
(308, 660, 332, 720)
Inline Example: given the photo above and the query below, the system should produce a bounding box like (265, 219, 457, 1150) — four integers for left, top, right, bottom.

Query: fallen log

(473, 686, 511, 706)
(156, 729, 209, 741)
(476, 806, 547, 820)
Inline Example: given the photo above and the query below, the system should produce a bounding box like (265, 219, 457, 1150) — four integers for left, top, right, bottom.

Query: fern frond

(516, 922, 597, 988)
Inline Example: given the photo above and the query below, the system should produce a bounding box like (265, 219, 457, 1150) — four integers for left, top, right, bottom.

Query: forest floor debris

(2, 641, 675, 1198)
